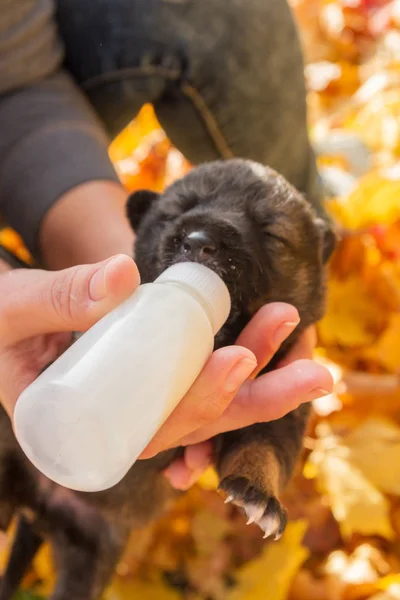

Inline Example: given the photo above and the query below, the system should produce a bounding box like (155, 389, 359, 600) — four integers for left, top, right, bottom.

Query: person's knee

(155, 0, 316, 194)
(55, 0, 320, 204)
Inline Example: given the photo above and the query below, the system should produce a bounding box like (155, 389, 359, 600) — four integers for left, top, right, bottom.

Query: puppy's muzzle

(181, 231, 217, 262)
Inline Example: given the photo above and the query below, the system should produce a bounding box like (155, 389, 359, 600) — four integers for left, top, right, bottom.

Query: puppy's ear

(126, 190, 160, 230)
(315, 218, 337, 264)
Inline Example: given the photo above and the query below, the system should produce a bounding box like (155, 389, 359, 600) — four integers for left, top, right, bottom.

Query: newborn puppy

(0, 159, 335, 600)
(129, 159, 335, 534)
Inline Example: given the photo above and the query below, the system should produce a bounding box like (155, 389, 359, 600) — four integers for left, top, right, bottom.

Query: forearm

(39, 180, 134, 270)
(0, 70, 129, 264)
(0, 1, 134, 268)
(0, 260, 11, 274)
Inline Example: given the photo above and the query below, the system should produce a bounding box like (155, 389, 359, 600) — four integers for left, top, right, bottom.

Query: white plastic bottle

(14, 262, 231, 493)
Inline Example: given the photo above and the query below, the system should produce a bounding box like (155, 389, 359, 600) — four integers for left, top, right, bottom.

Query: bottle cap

(156, 263, 231, 335)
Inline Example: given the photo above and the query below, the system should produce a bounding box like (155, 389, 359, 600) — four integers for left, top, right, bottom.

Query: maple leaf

(191, 509, 231, 556)
(307, 424, 394, 540)
(108, 104, 162, 163)
(11, 593, 44, 600)
(31, 544, 56, 598)
(330, 172, 400, 230)
(343, 418, 400, 496)
(104, 577, 181, 600)
(197, 467, 219, 491)
(365, 314, 400, 372)
(370, 593, 400, 600)
(376, 575, 400, 599)
(318, 276, 384, 348)
(226, 521, 309, 600)
(0, 228, 32, 263)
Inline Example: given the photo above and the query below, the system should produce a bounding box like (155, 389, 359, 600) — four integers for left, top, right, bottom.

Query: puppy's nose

(182, 231, 217, 260)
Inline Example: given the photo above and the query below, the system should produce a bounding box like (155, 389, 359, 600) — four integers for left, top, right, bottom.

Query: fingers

(178, 359, 334, 446)
(234, 303, 300, 377)
(139, 346, 257, 459)
(162, 324, 326, 490)
(141, 303, 309, 459)
(277, 326, 317, 367)
(0, 255, 140, 343)
(163, 441, 214, 490)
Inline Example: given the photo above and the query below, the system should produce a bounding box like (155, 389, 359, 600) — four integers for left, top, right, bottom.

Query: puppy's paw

(219, 476, 287, 540)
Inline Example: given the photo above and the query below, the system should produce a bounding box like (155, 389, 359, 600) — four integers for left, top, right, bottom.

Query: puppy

(0, 159, 335, 600)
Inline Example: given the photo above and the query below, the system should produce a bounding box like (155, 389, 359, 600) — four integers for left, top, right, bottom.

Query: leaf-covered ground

(2, 0, 400, 598)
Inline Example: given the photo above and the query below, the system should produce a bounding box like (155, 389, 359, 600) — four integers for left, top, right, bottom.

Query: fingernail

(224, 358, 257, 393)
(89, 256, 121, 302)
(309, 388, 332, 401)
(163, 461, 192, 490)
(273, 321, 299, 348)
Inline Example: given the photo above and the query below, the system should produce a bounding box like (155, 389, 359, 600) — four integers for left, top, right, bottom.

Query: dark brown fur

(0, 159, 335, 599)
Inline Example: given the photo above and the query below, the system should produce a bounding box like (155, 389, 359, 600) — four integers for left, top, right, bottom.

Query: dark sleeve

(0, 0, 120, 255)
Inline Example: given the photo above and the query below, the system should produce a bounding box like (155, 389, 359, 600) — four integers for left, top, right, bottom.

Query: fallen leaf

(32, 544, 56, 598)
(290, 569, 345, 600)
(343, 419, 400, 495)
(197, 467, 219, 491)
(226, 521, 309, 600)
(370, 593, 400, 600)
(331, 172, 400, 230)
(365, 315, 400, 372)
(191, 509, 231, 556)
(318, 277, 384, 348)
(104, 576, 181, 600)
(308, 425, 394, 540)
(377, 575, 400, 592)
(12, 592, 44, 600)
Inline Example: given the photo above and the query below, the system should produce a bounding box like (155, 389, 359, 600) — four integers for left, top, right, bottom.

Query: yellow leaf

(32, 544, 56, 597)
(308, 426, 394, 540)
(226, 521, 309, 600)
(378, 575, 400, 592)
(318, 277, 383, 348)
(343, 418, 400, 495)
(197, 467, 219, 491)
(333, 170, 400, 230)
(320, 454, 393, 540)
(365, 314, 400, 373)
(108, 104, 162, 162)
(104, 576, 181, 600)
(370, 592, 400, 600)
(0, 525, 13, 575)
(191, 509, 231, 556)
(0, 228, 33, 263)
(347, 92, 400, 157)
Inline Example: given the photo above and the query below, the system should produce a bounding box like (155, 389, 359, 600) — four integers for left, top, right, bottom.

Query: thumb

(1, 255, 140, 343)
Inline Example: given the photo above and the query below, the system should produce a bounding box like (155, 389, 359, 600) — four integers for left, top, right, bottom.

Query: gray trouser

(56, 0, 323, 212)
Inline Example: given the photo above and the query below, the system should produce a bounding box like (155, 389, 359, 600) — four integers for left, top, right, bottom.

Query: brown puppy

(0, 160, 335, 600)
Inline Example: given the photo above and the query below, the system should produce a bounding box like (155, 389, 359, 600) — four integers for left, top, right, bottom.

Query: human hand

(155, 315, 331, 490)
(0, 255, 140, 416)
(0, 258, 332, 494)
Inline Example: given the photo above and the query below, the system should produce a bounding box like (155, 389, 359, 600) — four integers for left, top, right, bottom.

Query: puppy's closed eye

(263, 229, 294, 252)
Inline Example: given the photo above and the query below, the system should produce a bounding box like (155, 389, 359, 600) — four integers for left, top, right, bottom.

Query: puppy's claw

(219, 477, 287, 542)
(224, 495, 234, 504)
(244, 503, 266, 525)
(259, 513, 282, 540)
